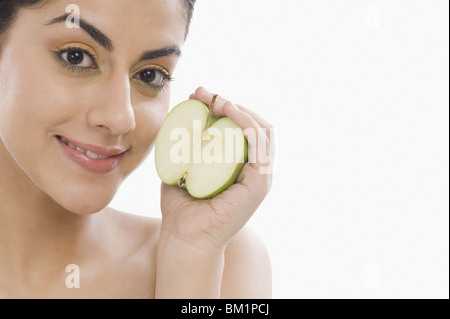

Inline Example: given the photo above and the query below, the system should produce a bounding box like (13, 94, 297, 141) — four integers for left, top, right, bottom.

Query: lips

(56, 135, 128, 174)
(58, 136, 109, 159)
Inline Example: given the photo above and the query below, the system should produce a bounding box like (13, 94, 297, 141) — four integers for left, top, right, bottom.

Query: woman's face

(0, 0, 187, 214)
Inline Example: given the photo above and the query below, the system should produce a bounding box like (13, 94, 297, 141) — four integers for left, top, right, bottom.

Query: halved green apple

(155, 99, 248, 199)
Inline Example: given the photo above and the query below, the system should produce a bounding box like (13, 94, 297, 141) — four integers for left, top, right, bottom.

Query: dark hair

(0, 0, 196, 36)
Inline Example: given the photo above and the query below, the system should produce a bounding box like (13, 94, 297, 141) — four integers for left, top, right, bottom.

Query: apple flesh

(155, 99, 248, 199)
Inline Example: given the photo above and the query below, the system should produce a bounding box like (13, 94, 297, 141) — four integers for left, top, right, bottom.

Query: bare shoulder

(98, 207, 161, 251)
(88, 207, 161, 298)
(102, 207, 160, 236)
(221, 227, 272, 299)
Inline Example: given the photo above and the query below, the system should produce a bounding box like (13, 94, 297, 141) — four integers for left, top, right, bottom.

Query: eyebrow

(138, 46, 182, 61)
(46, 15, 182, 61)
(47, 14, 114, 51)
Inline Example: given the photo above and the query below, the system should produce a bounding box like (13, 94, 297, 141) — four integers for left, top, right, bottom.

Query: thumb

(160, 182, 195, 214)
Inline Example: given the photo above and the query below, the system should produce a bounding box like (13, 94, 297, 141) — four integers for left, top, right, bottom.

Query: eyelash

(52, 46, 98, 72)
(52, 46, 173, 90)
(132, 66, 174, 91)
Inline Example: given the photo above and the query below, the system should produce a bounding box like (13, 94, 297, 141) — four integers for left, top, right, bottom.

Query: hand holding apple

(155, 87, 274, 298)
(157, 87, 274, 249)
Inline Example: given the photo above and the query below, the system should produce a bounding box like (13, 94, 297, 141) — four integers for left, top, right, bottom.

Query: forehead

(23, 0, 187, 49)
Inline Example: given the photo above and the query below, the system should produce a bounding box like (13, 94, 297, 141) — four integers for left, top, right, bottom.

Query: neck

(0, 139, 96, 283)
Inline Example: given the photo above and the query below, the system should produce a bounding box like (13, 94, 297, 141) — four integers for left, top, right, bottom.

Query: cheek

(0, 40, 75, 144)
(132, 100, 169, 159)
(0, 47, 49, 156)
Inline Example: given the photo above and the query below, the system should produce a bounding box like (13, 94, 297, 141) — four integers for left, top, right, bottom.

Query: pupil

(67, 50, 83, 65)
(140, 70, 156, 83)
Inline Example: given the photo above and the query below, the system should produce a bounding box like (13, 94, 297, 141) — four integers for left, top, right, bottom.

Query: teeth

(86, 151, 98, 159)
(59, 136, 109, 159)
(85, 150, 108, 160)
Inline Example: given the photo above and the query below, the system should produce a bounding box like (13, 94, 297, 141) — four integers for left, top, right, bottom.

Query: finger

(222, 101, 272, 171)
(160, 182, 195, 214)
(191, 87, 273, 133)
(191, 87, 275, 174)
(191, 87, 228, 116)
(210, 152, 272, 226)
(235, 104, 273, 131)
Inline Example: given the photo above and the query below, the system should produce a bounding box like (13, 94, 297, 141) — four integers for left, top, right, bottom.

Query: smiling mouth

(56, 135, 111, 159)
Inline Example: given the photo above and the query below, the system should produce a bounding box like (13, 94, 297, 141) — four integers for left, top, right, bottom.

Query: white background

(111, 0, 449, 298)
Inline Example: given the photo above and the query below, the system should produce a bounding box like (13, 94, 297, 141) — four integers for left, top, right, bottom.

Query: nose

(87, 74, 136, 136)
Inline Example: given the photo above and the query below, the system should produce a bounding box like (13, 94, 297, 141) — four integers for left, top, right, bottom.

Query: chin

(54, 185, 118, 215)
(65, 201, 110, 215)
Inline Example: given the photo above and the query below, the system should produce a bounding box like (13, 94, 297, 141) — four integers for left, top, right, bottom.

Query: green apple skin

(155, 99, 248, 199)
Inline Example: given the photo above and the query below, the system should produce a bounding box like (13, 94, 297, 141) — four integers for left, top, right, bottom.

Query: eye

(59, 48, 96, 69)
(133, 68, 172, 88)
